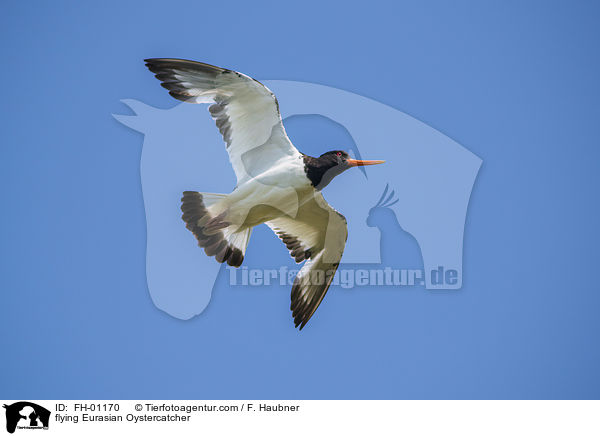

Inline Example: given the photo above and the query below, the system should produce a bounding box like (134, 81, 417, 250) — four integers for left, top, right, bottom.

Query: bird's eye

(336, 152, 342, 157)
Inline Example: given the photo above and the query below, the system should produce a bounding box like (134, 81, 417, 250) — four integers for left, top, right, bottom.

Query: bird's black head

(303, 150, 384, 190)
(319, 150, 351, 167)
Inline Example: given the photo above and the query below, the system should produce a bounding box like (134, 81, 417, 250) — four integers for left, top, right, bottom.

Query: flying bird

(144, 58, 384, 329)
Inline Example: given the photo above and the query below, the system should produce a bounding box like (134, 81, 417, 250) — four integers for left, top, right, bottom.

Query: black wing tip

(143, 58, 228, 74)
(296, 318, 308, 330)
(292, 309, 311, 330)
(293, 313, 309, 331)
(143, 58, 230, 104)
(144, 57, 194, 65)
(290, 262, 342, 331)
(290, 296, 313, 331)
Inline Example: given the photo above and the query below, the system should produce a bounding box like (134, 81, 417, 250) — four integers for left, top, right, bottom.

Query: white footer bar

(1, 400, 598, 435)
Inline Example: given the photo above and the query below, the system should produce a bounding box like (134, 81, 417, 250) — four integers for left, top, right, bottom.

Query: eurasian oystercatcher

(144, 58, 384, 329)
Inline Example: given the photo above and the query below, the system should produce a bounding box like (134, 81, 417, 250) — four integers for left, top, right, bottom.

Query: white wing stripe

(145, 58, 300, 183)
(266, 192, 347, 329)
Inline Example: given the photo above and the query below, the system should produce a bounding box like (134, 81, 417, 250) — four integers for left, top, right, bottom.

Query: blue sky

(1, 1, 599, 399)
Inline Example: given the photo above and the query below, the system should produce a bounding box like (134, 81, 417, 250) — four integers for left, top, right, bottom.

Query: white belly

(219, 155, 313, 230)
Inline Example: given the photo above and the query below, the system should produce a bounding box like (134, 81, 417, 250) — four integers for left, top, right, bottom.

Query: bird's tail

(180, 191, 252, 267)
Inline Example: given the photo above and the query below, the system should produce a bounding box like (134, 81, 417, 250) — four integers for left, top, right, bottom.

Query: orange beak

(346, 159, 385, 167)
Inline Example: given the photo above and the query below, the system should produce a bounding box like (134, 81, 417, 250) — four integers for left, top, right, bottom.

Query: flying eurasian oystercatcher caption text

(145, 58, 384, 329)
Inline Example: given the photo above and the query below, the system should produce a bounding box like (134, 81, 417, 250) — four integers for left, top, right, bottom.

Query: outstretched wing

(144, 58, 300, 183)
(266, 193, 348, 330)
